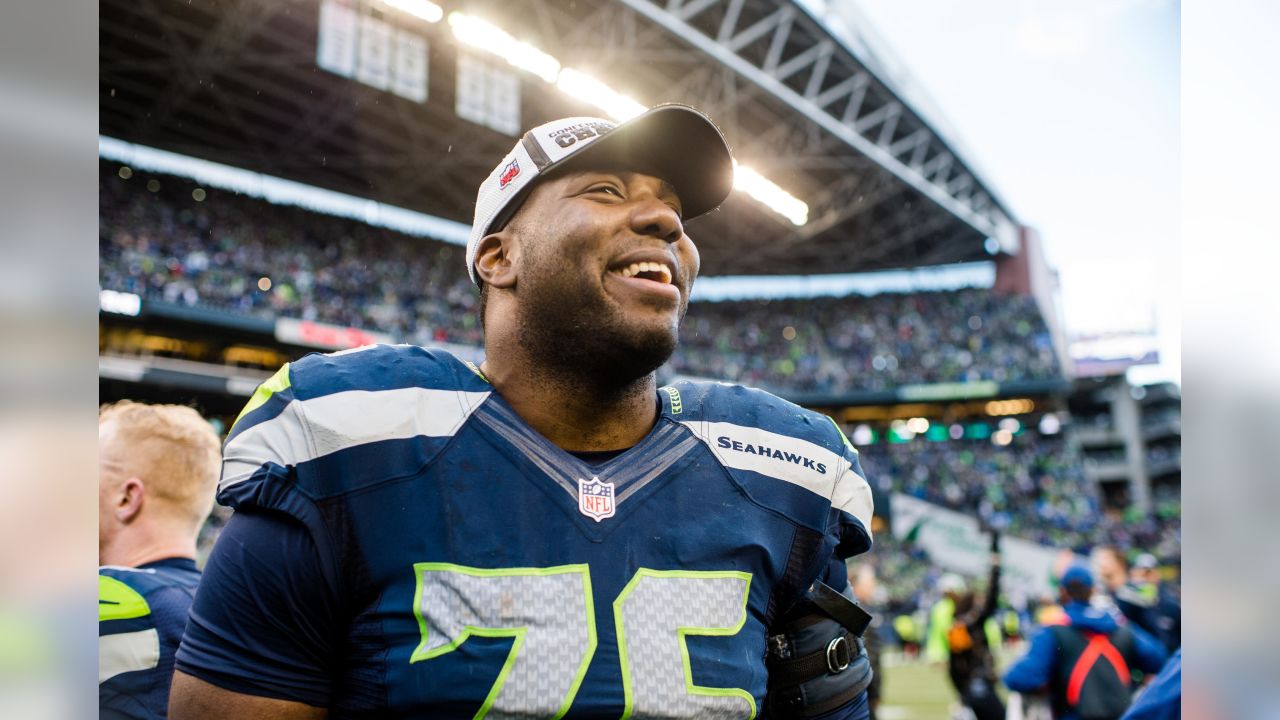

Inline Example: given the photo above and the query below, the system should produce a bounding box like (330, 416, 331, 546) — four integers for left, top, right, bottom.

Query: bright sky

(839, 0, 1181, 384)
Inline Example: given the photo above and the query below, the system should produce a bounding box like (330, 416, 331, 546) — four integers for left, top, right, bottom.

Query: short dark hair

(1062, 579, 1092, 603)
(477, 281, 488, 331)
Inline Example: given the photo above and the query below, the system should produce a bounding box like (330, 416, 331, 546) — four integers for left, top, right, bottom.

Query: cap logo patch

(577, 476, 615, 522)
(499, 159, 521, 189)
(550, 121, 615, 149)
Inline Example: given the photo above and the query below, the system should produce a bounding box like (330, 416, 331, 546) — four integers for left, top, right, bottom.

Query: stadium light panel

(731, 161, 809, 226)
(99, 289, 141, 316)
(985, 398, 1034, 416)
(448, 13, 560, 83)
(380, 0, 442, 23)
(888, 419, 914, 442)
(1038, 414, 1062, 435)
(556, 68, 647, 121)
(852, 424, 874, 446)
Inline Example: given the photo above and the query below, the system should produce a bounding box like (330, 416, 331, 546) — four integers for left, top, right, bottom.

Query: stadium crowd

(856, 428, 1180, 609)
(675, 290, 1060, 393)
(99, 162, 485, 347)
(99, 162, 1059, 393)
(858, 431, 1097, 548)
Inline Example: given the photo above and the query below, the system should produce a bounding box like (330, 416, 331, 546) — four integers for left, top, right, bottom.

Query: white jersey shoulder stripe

(98, 565, 158, 574)
(99, 628, 160, 684)
(679, 420, 873, 532)
(222, 387, 490, 490)
(327, 343, 382, 357)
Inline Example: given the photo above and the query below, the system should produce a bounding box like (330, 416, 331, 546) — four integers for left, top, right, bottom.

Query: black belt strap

(767, 630, 858, 686)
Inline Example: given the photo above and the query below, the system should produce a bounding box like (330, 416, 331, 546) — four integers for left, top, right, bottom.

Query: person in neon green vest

(925, 574, 962, 663)
(930, 531, 1006, 720)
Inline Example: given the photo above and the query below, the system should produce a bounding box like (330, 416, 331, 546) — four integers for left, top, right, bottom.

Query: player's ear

(474, 231, 518, 290)
(117, 477, 145, 524)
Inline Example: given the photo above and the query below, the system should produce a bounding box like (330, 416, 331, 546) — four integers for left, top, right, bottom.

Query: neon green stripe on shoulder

(462, 360, 490, 384)
(99, 575, 151, 622)
(826, 415, 858, 455)
(231, 363, 292, 432)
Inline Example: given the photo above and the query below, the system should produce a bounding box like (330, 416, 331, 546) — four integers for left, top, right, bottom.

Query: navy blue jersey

(100, 558, 201, 719)
(177, 345, 873, 718)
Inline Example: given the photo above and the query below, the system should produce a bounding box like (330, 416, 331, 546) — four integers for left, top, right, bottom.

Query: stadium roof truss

(615, 0, 1015, 241)
(100, 0, 1018, 276)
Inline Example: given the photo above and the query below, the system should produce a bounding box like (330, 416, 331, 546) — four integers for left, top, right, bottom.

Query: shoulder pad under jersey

(220, 344, 492, 510)
(661, 379, 873, 544)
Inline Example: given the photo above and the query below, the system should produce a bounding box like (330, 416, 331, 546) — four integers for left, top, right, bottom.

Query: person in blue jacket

(1121, 649, 1180, 720)
(1004, 566, 1167, 720)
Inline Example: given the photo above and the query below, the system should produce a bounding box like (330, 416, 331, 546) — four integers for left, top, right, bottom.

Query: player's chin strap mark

(764, 581, 875, 718)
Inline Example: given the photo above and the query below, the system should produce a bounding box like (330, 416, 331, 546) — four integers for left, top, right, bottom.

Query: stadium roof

(100, 0, 1018, 276)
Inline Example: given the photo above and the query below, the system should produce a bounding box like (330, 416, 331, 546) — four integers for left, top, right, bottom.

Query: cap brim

(552, 104, 734, 221)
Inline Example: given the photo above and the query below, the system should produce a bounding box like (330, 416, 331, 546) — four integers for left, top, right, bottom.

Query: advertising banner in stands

(1069, 331, 1160, 377)
(275, 317, 395, 351)
(891, 493, 1080, 604)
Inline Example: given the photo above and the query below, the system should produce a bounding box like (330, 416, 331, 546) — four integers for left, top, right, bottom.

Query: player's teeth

(611, 262, 671, 283)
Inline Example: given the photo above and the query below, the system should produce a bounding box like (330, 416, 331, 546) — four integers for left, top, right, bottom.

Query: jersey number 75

(412, 563, 756, 720)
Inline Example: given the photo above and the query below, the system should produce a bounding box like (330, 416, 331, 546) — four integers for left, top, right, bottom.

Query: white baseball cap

(466, 103, 735, 284)
(938, 573, 965, 593)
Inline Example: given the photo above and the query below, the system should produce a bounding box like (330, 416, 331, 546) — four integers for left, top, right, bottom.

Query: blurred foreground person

(1128, 553, 1180, 653)
(1119, 649, 1180, 720)
(851, 565, 884, 720)
(1004, 566, 1167, 720)
(945, 532, 1005, 720)
(1093, 548, 1154, 634)
(98, 401, 221, 719)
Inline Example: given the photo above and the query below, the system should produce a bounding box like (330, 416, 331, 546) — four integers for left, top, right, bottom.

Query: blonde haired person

(99, 401, 220, 719)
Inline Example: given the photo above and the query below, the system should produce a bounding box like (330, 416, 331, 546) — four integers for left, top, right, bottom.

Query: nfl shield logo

(577, 476, 615, 522)
(499, 158, 520, 188)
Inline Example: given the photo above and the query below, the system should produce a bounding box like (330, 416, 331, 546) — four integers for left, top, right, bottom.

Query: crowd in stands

(858, 431, 1176, 559)
(858, 431, 1096, 548)
(675, 291, 1060, 393)
(1141, 406, 1181, 430)
(1146, 444, 1181, 471)
(856, 428, 1180, 607)
(99, 162, 1060, 393)
(99, 162, 485, 347)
